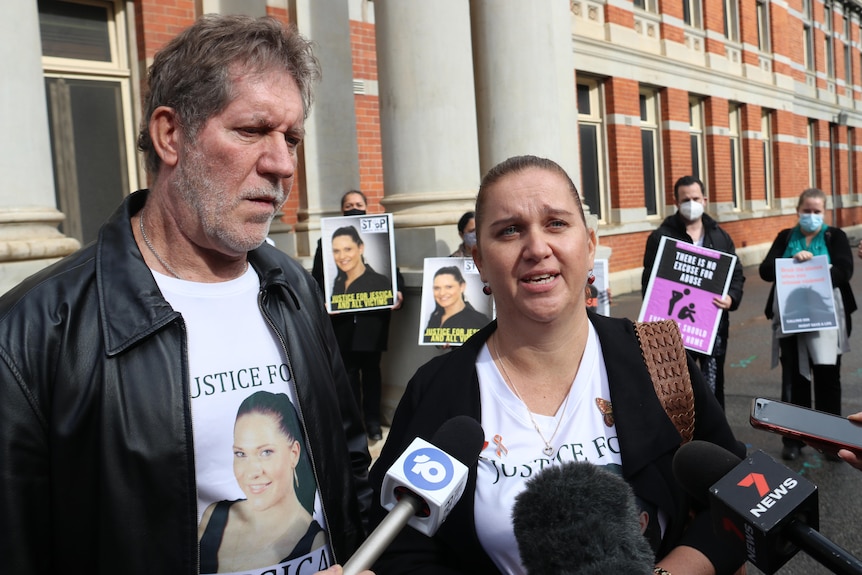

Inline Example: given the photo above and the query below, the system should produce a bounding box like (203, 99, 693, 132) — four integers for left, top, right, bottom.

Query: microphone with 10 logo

(343, 416, 484, 575)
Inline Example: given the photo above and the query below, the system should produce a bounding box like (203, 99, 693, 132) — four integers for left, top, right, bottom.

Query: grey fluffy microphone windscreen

(512, 461, 655, 575)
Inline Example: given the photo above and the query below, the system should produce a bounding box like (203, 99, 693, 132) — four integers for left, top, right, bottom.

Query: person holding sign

(312, 190, 403, 441)
(641, 176, 745, 409)
(759, 187, 856, 461)
(424, 266, 491, 335)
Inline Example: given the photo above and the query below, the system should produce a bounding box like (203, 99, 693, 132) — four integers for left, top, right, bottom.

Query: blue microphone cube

(380, 437, 469, 536)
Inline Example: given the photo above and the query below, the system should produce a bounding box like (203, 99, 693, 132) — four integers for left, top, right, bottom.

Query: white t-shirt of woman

(474, 320, 620, 574)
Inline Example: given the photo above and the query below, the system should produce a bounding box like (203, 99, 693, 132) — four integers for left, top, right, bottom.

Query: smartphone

(750, 397, 862, 455)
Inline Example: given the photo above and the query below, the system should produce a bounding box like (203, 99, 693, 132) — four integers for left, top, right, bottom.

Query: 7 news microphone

(342, 415, 485, 575)
(512, 461, 655, 575)
(673, 440, 862, 575)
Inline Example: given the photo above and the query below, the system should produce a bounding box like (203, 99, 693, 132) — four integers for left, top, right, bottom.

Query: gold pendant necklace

(491, 337, 571, 457)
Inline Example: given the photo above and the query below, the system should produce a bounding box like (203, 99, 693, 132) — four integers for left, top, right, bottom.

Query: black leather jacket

(0, 190, 372, 574)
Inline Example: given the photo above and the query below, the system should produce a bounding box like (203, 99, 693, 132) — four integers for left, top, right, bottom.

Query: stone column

(374, 0, 481, 266)
(471, 0, 580, 182)
(288, 0, 361, 261)
(373, 0, 483, 418)
(0, 0, 79, 294)
(471, 0, 606, 257)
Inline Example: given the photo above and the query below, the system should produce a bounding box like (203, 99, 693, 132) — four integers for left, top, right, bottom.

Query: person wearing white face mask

(759, 188, 857, 461)
(641, 176, 745, 409)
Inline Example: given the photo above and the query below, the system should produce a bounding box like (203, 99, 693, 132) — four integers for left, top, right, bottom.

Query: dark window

(730, 141, 739, 208)
(642, 131, 657, 215)
(577, 84, 592, 115)
(39, 0, 111, 62)
(691, 135, 701, 182)
(45, 77, 128, 244)
(579, 124, 601, 219)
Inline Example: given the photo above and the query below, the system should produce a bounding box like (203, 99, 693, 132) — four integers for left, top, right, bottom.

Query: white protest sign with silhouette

(774, 255, 837, 334)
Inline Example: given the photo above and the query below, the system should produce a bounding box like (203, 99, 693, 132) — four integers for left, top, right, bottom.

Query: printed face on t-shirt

(233, 412, 301, 512)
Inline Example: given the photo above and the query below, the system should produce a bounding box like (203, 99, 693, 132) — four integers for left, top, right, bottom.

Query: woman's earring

(482, 283, 492, 295)
(587, 270, 596, 285)
(294, 467, 300, 489)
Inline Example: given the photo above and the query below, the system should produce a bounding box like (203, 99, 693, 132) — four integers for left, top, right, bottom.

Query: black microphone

(343, 416, 484, 575)
(673, 440, 862, 575)
(512, 461, 655, 575)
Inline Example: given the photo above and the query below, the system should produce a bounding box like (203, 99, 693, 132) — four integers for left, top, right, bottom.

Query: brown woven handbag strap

(633, 320, 695, 444)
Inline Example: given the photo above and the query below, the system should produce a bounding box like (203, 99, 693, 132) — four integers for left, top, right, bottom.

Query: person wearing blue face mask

(759, 187, 857, 461)
(451, 211, 477, 257)
(641, 176, 745, 409)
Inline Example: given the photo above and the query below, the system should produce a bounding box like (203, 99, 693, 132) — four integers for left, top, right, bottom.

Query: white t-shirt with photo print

(153, 266, 331, 574)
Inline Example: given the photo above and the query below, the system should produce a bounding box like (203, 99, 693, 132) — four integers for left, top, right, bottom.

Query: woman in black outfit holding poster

(312, 191, 402, 441)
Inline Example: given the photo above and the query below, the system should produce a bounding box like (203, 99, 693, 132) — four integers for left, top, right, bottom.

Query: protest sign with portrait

(418, 257, 493, 346)
(319, 213, 397, 314)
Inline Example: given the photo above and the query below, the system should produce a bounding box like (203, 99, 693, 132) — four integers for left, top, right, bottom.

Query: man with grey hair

(0, 14, 372, 575)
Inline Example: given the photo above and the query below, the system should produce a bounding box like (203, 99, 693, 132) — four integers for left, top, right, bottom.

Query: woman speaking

(369, 155, 746, 575)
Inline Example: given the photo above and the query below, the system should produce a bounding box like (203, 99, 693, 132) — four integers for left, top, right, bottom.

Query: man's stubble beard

(175, 145, 286, 254)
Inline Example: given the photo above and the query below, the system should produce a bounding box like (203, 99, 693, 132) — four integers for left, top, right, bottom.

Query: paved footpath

(611, 265, 862, 575)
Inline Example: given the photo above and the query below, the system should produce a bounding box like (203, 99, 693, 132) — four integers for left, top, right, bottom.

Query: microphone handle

(786, 520, 862, 575)
(342, 495, 424, 575)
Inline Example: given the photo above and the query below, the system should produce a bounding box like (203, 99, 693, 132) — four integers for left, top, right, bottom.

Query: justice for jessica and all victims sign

(320, 213, 398, 314)
(418, 257, 493, 346)
(639, 237, 737, 355)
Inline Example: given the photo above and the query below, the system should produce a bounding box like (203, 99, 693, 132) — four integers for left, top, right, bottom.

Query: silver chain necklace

(491, 337, 571, 457)
(139, 210, 182, 279)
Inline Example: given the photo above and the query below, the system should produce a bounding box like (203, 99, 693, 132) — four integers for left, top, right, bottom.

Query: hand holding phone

(750, 397, 862, 456)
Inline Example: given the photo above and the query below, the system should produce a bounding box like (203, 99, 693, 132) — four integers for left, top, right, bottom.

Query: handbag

(634, 321, 749, 574)
(633, 320, 695, 444)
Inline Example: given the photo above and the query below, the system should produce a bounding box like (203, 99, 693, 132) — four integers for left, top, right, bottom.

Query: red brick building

(5, 0, 862, 406)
